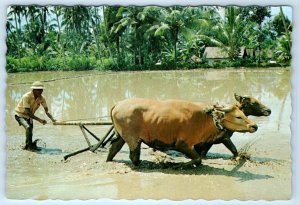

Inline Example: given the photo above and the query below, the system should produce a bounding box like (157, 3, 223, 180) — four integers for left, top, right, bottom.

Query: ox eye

(236, 116, 242, 119)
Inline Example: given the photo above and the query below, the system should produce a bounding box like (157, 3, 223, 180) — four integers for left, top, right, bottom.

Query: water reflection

(6, 69, 290, 135)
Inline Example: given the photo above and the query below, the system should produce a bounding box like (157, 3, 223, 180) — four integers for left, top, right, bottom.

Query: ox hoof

(232, 154, 250, 162)
(173, 161, 202, 170)
(201, 155, 208, 159)
(232, 156, 240, 161)
(132, 160, 141, 167)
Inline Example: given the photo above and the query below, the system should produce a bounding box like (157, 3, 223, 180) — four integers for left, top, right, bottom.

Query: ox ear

(211, 109, 225, 130)
(234, 93, 250, 104)
(234, 93, 243, 102)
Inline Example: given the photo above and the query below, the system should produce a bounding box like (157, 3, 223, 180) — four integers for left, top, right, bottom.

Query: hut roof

(204, 47, 228, 59)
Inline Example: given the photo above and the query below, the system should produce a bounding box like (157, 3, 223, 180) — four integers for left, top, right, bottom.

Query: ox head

(234, 93, 271, 117)
(206, 105, 258, 133)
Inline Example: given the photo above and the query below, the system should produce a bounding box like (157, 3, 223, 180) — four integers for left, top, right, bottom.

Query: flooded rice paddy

(5, 68, 291, 200)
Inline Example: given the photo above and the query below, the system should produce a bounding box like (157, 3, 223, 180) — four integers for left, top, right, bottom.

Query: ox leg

(222, 138, 238, 157)
(195, 144, 212, 158)
(201, 144, 213, 158)
(176, 141, 202, 166)
(129, 140, 142, 166)
(106, 135, 125, 162)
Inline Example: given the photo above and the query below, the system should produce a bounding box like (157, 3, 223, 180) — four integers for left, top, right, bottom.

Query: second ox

(198, 93, 271, 158)
(106, 98, 258, 166)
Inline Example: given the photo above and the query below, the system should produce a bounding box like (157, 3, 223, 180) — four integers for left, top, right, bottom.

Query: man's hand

(39, 119, 47, 125)
(45, 108, 56, 123)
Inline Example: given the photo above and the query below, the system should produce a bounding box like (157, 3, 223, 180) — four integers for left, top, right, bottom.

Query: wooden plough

(53, 121, 114, 160)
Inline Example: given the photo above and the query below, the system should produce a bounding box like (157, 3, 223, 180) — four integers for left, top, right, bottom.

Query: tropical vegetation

(6, 5, 292, 73)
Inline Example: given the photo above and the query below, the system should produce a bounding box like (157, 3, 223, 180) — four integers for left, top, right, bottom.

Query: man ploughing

(15, 81, 56, 151)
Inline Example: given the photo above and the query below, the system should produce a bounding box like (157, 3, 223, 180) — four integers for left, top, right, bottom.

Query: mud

(5, 68, 291, 200)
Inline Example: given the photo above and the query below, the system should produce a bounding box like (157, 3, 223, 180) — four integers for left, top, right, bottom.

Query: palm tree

(275, 7, 292, 64)
(50, 6, 63, 52)
(209, 6, 249, 60)
(103, 6, 123, 63)
(62, 6, 91, 56)
(240, 7, 271, 62)
(279, 6, 291, 52)
(7, 6, 25, 59)
(111, 6, 146, 65)
(89, 6, 103, 60)
(142, 6, 167, 64)
(149, 7, 207, 67)
(150, 7, 183, 67)
(34, 6, 51, 56)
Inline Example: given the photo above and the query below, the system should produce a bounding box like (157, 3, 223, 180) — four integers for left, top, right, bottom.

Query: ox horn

(204, 105, 214, 114)
(213, 103, 224, 110)
(215, 104, 235, 113)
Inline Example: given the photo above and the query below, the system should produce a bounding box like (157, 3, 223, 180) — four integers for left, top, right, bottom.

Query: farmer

(14, 81, 56, 151)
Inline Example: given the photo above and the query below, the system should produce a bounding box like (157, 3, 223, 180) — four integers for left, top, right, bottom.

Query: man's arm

(24, 108, 47, 124)
(44, 107, 56, 122)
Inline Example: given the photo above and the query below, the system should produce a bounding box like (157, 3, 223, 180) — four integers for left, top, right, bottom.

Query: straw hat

(31, 81, 44, 90)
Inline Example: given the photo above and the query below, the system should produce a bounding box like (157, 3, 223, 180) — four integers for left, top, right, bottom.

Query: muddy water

(5, 68, 291, 200)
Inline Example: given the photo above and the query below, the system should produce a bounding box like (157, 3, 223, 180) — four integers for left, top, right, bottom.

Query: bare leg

(18, 117, 33, 149)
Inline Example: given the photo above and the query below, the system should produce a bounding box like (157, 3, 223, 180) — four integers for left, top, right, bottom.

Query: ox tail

(110, 103, 116, 125)
(109, 103, 121, 143)
(106, 103, 126, 162)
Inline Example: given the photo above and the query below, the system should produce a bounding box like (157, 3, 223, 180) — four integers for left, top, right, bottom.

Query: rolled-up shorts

(15, 115, 32, 128)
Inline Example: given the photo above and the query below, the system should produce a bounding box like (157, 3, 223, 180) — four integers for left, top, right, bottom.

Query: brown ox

(199, 93, 271, 158)
(106, 98, 258, 166)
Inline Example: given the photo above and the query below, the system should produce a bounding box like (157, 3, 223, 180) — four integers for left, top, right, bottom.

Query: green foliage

(271, 13, 292, 36)
(275, 33, 292, 64)
(66, 56, 96, 71)
(6, 56, 19, 72)
(6, 5, 291, 73)
(97, 58, 118, 71)
(6, 56, 46, 72)
(6, 56, 98, 72)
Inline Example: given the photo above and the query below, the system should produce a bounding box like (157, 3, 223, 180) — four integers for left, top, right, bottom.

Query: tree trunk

(102, 6, 118, 69)
(55, 10, 65, 61)
(14, 12, 21, 60)
(134, 27, 138, 65)
(173, 30, 178, 68)
(280, 6, 291, 50)
(257, 23, 262, 63)
(138, 43, 142, 65)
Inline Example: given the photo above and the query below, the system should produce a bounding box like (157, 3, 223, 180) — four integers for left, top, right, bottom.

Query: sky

(6, 5, 293, 32)
(271, 6, 292, 20)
